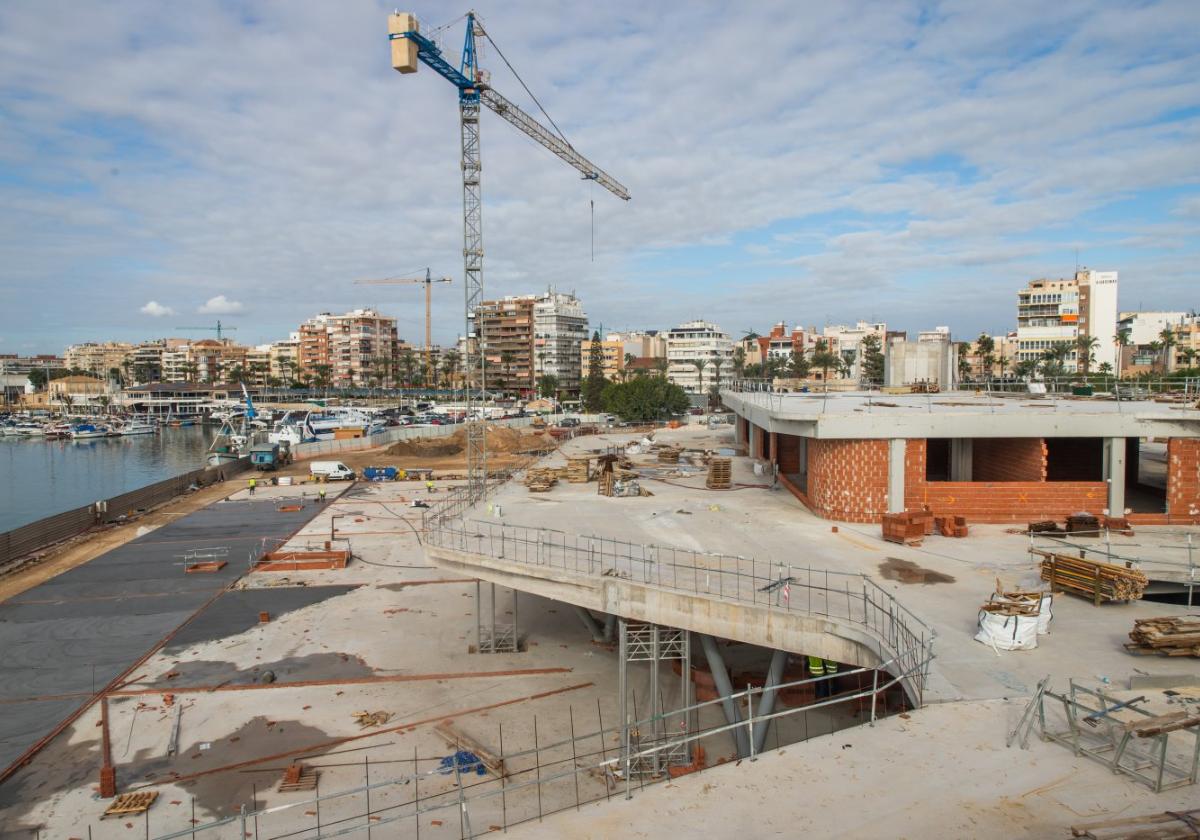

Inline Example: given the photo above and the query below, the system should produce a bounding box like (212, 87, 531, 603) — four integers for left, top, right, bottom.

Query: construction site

(1, 9, 1198, 840)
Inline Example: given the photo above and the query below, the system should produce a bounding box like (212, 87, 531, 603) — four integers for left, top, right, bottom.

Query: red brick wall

(972, 438, 1046, 482)
(804, 439, 889, 522)
(905, 439, 1105, 522)
(1167, 438, 1200, 519)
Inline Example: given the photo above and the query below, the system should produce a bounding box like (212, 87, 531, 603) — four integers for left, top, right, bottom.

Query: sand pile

(385, 425, 554, 458)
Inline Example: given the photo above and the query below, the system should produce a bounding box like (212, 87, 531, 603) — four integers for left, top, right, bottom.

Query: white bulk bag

(1036, 593, 1053, 635)
(974, 609, 1038, 651)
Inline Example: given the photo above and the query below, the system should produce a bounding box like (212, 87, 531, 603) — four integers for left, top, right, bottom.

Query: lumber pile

(1125, 615, 1200, 657)
(706, 457, 731, 489)
(1037, 551, 1148, 603)
(657, 446, 681, 464)
(525, 468, 558, 492)
(1071, 809, 1200, 839)
(881, 511, 926, 546)
(564, 457, 591, 483)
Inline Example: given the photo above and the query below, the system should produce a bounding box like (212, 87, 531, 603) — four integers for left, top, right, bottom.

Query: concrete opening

(925, 438, 951, 481)
(1045, 438, 1103, 482)
(1128, 437, 1167, 514)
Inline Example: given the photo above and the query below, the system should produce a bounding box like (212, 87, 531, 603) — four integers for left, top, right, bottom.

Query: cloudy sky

(1, 1, 1198, 353)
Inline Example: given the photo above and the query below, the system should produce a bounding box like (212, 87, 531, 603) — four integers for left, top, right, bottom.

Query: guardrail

(426, 518, 934, 704)
(0, 458, 251, 569)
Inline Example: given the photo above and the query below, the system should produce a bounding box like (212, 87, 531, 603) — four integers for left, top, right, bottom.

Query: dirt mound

(385, 426, 554, 458)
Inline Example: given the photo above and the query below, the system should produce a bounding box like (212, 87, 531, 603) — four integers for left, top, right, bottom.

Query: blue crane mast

(388, 11, 629, 500)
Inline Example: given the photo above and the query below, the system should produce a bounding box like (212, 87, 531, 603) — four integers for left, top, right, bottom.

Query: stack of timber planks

(525, 468, 558, 492)
(1126, 615, 1200, 657)
(564, 457, 591, 483)
(706, 457, 732, 489)
(1071, 809, 1200, 839)
(657, 446, 681, 464)
(1037, 551, 1148, 604)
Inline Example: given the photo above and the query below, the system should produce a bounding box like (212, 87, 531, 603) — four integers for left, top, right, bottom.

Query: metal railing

(425, 519, 934, 703)
(142, 641, 932, 840)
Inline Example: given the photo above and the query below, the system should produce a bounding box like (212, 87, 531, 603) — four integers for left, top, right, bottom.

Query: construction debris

(351, 711, 392, 729)
(279, 763, 319, 792)
(935, 515, 968, 538)
(1036, 551, 1148, 604)
(564, 457, 592, 483)
(1070, 809, 1200, 839)
(1126, 615, 1200, 657)
(706, 457, 731, 490)
(524, 468, 559, 492)
(102, 792, 158, 818)
(657, 446, 681, 464)
(434, 722, 506, 776)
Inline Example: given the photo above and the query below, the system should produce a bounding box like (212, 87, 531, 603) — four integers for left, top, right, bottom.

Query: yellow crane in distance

(355, 268, 452, 386)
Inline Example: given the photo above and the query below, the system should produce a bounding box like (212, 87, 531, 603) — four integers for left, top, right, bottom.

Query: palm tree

(398, 349, 419, 391)
(789, 346, 811, 380)
(1074, 334, 1098, 378)
(731, 346, 747, 379)
(809, 339, 839, 388)
(1113, 328, 1131, 379)
(499, 351, 516, 394)
(96, 394, 111, 416)
(59, 392, 75, 415)
(181, 362, 199, 384)
(689, 358, 707, 394)
(311, 363, 333, 394)
(1097, 362, 1113, 375)
(974, 333, 995, 381)
(1158, 327, 1177, 373)
(1180, 347, 1197, 371)
(441, 349, 461, 389)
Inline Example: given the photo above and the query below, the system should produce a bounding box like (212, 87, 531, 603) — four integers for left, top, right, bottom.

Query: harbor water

(0, 426, 216, 533)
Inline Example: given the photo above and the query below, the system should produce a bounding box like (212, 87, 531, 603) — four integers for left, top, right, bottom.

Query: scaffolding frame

(619, 620, 691, 778)
(475, 580, 518, 654)
(1036, 680, 1200, 793)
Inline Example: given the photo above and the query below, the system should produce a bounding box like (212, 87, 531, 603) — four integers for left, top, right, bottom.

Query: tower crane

(175, 320, 237, 341)
(355, 269, 452, 386)
(388, 11, 629, 500)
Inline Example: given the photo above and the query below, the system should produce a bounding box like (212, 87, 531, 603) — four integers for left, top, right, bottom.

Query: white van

(309, 461, 356, 481)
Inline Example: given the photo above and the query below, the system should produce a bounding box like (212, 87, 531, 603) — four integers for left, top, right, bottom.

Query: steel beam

(752, 649, 788, 754)
(572, 606, 605, 642)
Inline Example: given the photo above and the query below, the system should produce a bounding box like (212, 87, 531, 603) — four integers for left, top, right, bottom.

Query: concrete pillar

(748, 424, 759, 460)
(573, 605, 605, 642)
(752, 649, 788, 754)
(887, 439, 906, 513)
(735, 416, 745, 446)
(950, 438, 973, 482)
(1104, 437, 1126, 516)
(699, 634, 750, 758)
(768, 431, 778, 465)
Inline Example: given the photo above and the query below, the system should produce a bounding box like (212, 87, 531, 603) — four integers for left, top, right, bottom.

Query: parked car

(559, 417, 581, 428)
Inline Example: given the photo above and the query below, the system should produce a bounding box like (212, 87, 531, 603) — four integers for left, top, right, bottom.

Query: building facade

(0, 354, 65, 377)
(666, 320, 734, 393)
(1015, 269, 1118, 372)
(607, 330, 666, 360)
(298, 309, 401, 389)
(580, 339, 626, 381)
(533, 292, 588, 394)
(63, 342, 135, 379)
(476, 296, 536, 394)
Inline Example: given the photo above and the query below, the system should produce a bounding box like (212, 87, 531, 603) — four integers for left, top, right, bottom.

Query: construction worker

(319, 487, 327, 503)
(808, 655, 826, 698)
(247, 477, 257, 496)
(823, 659, 839, 697)
(426, 479, 435, 494)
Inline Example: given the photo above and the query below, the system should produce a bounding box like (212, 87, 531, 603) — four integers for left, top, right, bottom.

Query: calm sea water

(0, 426, 218, 532)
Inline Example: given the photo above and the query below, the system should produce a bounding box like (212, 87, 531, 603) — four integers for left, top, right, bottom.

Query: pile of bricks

(935, 515, 969, 538)
(881, 511, 928, 545)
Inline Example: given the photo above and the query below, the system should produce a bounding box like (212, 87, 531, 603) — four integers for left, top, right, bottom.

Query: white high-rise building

(1015, 269, 1118, 372)
(532, 292, 588, 393)
(666, 320, 733, 393)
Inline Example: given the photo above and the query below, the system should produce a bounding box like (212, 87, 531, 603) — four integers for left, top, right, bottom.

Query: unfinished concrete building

(724, 388, 1200, 525)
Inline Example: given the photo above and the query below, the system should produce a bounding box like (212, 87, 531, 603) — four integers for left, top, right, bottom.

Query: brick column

(1167, 438, 1200, 518)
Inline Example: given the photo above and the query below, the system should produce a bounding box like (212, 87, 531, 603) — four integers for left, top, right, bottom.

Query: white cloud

(139, 300, 175, 317)
(197, 295, 244, 315)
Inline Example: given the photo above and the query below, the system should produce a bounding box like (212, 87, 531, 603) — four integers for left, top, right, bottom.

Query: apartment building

(475, 296, 536, 393)
(1015, 268, 1118, 372)
(607, 330, 666, 360)
(63, 341, 135, 379)
(666, 320, 734, 393)
(534, 292, 588, 393)
(268, 335, 300, 384)
(580, 339, 625, 380)
(298, 309, 401, 389)
(0, 354, 64, 376)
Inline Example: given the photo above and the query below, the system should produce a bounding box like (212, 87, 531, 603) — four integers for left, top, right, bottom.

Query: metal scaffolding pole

(460, 95, 487, 502)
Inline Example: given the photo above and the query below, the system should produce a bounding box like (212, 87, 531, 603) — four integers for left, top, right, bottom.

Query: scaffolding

(618, 621, 690, 778)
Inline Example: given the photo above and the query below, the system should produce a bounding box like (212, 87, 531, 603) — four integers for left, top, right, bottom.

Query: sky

(1, 0, 1198, 354)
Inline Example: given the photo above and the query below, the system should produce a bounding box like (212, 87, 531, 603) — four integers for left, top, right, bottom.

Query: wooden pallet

(706, 457, 731, 489)
(564, 457, 591, 483)
(102, 791, 158, 818)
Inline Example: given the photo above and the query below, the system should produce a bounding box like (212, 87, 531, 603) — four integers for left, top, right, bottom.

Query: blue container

(363, 466, 398, 481)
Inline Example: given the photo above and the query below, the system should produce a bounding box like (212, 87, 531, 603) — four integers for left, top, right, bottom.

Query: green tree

(583, 331, 607, 412)
(108, 366, 124, 386)
(861, 334, 885, 385)
(1113, 327, 1131, 379)
(1097, 362, 1113, 375)
(974, 333, 995, 381)
(441, 349, 461, 388)
(311, 363, 333, 392)
(1180, 347, 1197, 370)
(1074, 334, 1098, 377)
(731, 345, 747, 379)
(809, 339, 839, 387)
(653, 357, 669, 378)
(398, 349, 419, 389)
(97, 394, 112, 415)
(602, 376, 690, 422)
(1158, 327, 1177, 372)
(498, 351, 516, 393)
(537, 373, 559, 399)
